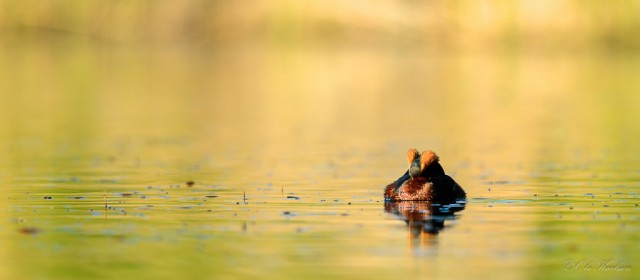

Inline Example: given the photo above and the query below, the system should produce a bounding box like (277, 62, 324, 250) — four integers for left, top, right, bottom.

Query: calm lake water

(1, 40, 639, 279)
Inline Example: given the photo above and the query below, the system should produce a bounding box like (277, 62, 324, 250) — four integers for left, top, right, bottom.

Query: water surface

(1, 40, 639, 279)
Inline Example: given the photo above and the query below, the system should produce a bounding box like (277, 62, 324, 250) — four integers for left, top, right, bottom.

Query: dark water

(1, 41, 639, 279)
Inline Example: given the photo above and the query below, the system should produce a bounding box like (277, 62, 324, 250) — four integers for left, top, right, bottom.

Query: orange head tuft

(407, 148, 419, 166)
(420, 150, 439, 172)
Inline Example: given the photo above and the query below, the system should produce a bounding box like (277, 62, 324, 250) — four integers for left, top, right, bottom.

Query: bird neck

(423, 162, 445, 177)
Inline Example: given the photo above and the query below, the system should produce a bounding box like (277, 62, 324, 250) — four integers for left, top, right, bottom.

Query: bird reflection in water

(384, 200, 466, 249)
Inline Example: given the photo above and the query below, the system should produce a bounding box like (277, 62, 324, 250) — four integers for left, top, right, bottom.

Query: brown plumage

(384, 149, 466, 202)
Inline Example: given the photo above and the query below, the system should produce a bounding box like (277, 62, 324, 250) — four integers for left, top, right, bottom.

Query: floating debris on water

(484, 180, 511, 185)
(20, 227, 41, 235)
(43, 196, 53, 200)
(186, 181, 195, 187)
(205, 195, 219, 198)
(98, 178, 121, 183)
(287, 196, 300, 200)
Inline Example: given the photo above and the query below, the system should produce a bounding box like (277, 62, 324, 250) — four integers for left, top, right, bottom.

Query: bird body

(384, 149, 466, 202)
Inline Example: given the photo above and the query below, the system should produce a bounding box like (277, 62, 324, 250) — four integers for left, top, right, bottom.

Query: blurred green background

(1, 0, 639, 50)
